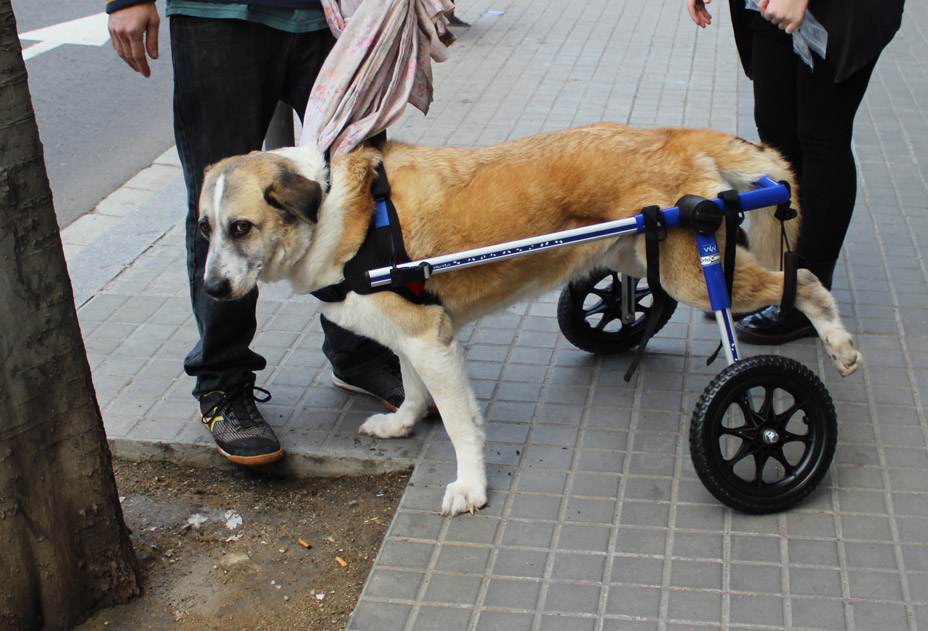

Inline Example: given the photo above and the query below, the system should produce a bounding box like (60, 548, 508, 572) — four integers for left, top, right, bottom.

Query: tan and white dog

(198, 123, 862, 516)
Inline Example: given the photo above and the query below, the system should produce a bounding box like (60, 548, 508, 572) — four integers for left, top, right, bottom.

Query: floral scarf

(300, 0, 456, 155)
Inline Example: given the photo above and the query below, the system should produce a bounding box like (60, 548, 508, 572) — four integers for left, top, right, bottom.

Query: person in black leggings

(686, 0, 904, 343)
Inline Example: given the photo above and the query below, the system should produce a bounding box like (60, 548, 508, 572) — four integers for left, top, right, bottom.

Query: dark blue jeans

(170, 16, 391, 396)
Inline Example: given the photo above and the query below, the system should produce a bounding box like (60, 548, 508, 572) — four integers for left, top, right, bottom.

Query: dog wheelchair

(365, 177, 836, 514)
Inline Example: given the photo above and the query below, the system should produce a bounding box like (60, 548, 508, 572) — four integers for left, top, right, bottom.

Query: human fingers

(760, 0, 807, 33)
(145, 14, 160, 62)
(107, 4, 160, 77)
(686, 0, 712, 27)
(127, 31, 152, 78)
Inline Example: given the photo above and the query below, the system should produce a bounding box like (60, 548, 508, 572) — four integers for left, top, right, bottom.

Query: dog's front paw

(441, 480, 487, 516)
(359, 413, 412, 439)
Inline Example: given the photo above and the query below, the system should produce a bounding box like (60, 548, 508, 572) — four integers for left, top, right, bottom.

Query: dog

(198, 123, 862, 516)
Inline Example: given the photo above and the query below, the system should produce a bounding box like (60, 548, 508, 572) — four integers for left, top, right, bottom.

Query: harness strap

(779, 251, 799, 314)
(311, 162, 433, 304)
(718, 189, 743, 303)
(312, 284, 349, 303)
(624, 205, 672, 382)
(772, 180, 799, 314)
(773, 180, 798, 269)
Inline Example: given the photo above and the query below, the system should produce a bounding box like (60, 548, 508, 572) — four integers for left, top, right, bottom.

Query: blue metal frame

(366, 177, 791, 366)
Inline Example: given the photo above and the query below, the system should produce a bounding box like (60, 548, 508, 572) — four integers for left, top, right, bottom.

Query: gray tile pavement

(66, 0, 928, 628)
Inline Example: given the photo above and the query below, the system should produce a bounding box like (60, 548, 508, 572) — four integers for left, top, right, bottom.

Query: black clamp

(774, 180, 798, 222)
(390, 262, 433, 288)
(775, 204, 798, 222)
(677, 194, 725, 235)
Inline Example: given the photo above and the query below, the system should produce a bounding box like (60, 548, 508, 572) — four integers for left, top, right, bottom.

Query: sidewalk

(66, 0, 928, 629)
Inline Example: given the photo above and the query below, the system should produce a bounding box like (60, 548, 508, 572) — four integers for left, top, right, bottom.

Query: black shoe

(447, 12, 470, 27)
(332, 355, 404, 411)
(735, 305, 816, 345)
(199, 384, 283, 466)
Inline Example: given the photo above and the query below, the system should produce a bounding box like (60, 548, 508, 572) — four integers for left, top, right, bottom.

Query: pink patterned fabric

(300, 0, 455, 156)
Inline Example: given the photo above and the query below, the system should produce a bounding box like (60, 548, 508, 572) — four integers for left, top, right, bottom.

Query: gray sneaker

(198, 383, 283, 466)
(332, 355, 404, 411)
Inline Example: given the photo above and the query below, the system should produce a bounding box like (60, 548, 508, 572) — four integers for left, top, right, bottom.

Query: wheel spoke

(634, 290, 653, 315)
(779, 430, 813, 446)
(592, 313, 622, 332)
(718, 424, 754, 442)
(770, 448, 799, 479)
(584, 282, 636, 332)
(582, 298, 610, 319)
(752, 452, 770, 487)
(723, 440, 761, 472)
(774, 399, 805, 426)
(758, 384, 777, 421)
(735, 396, 765, 428)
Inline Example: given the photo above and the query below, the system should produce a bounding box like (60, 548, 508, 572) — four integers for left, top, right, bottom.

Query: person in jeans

(686, 0, 904, 343)
(107, 0, 404, 465)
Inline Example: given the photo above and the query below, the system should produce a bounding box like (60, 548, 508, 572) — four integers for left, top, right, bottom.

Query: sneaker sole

(198, 409, 285, 466)
(332, 374, 399, 411)
(332, 374, 439, 415)
(217, 446, 285, 466)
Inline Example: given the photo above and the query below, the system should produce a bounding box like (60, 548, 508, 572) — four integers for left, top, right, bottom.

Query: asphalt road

(16, 0, 175, 228)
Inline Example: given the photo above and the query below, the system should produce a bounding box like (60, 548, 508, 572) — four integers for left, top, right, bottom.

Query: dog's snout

(204, 276, 232, 299)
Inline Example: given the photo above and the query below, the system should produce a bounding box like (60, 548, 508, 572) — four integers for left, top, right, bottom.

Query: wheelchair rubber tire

(556, 269, 677, 354)
(689, 354, 837, 514)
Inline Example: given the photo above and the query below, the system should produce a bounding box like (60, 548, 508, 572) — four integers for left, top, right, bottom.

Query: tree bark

(0, 2, 139, 629)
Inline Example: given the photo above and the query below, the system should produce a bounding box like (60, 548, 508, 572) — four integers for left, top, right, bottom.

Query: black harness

(311, 164, 437, 305)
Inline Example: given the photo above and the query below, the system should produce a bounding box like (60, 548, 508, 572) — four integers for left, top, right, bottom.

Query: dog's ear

(264, 171, 322, 224)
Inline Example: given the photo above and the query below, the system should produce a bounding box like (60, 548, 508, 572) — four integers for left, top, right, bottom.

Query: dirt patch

(76, 458, 410, 631)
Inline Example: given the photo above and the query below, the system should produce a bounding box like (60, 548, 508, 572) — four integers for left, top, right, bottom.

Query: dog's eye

(231, 220, 253, 237)
(198, 219, 211, 239)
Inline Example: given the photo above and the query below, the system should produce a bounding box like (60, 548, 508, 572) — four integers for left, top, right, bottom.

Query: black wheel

(557, 270, 677, 354)
(690, 355, 837, 514)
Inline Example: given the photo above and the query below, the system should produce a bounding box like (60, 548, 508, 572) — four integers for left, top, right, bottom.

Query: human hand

(686, 0, 713, 28)
(757, 0, 808, 34)
(108, 1, 160, 78)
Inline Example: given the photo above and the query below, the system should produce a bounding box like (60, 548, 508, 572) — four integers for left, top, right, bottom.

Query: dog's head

(198, 150, 325, 300)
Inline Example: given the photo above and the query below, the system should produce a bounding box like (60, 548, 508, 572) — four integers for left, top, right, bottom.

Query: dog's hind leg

(791, 269, 862, 376)
(730, 266, 862, 377)
(359, 355, 432, 438)
(659, 242, 862, 377)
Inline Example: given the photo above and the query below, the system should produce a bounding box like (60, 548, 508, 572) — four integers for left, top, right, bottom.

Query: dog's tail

(715, 137, 800, 271)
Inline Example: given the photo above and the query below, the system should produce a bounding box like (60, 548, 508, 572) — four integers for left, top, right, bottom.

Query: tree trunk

(0, 2, 139, 629)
